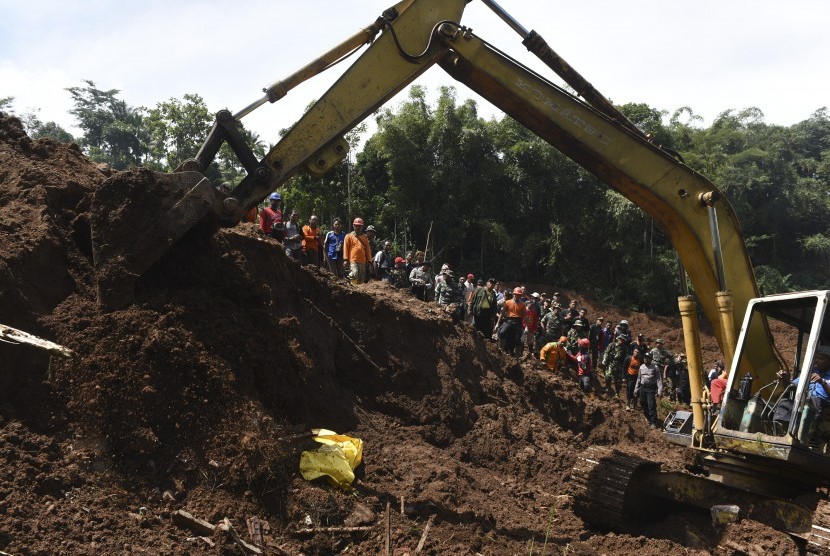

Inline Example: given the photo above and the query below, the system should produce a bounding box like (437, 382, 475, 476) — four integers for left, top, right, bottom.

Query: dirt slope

(0, 113, 799, 555)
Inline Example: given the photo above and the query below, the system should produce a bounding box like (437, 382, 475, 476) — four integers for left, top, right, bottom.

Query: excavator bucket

(90, 168, 218, 311)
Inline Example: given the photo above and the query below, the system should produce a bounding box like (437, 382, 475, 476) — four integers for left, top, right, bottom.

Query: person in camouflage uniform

(566, 319, 584, 353)
(539, 302, 564, 346)
(535, 298, 552, 346)
(649, 339, 675, 401)
(566, 320, 590, 369)
(435, 269, 463, 319)
(600, 334, 629, 397)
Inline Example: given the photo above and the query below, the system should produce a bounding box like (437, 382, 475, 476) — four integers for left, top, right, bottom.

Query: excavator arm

(433, 26, 777, 381)
(228, 0, 468, 217)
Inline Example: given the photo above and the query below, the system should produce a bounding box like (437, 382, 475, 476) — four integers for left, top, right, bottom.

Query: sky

(1, 0, 829, 146)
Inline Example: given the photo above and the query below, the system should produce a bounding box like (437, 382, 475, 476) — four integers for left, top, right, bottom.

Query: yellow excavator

(89, 0, 830, 548)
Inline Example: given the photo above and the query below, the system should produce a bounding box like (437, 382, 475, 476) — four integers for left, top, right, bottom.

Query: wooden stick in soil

(293, 526, 373, 535)
(0, 323, 73, 357)
(305, 299, 384, 372)
(424, 221, 433, 261)
(247, 517, 265, 552)
(414, 514, 435, 553)
(384, 501, 391, 556)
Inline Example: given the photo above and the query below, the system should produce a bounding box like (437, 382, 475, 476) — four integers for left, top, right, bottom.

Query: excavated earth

(0, 113, 804, 555)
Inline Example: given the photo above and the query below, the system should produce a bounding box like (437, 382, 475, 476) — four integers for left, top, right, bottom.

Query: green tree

(143, 94, 212, 171)
(20, 110, 74, 142)
(65, 80, 148, 169)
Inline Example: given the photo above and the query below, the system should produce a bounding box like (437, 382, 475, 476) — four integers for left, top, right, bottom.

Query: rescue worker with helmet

(566, 337, 593, 393)
(259, 192, 284, 241)
(540, 335, 569, 373)
(343, 217, 371, 285)
(496, 287, 526, 356)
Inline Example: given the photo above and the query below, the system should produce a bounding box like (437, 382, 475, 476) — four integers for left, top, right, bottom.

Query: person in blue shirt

(323, 218, 346, 277)
(792, 346, 830, 417)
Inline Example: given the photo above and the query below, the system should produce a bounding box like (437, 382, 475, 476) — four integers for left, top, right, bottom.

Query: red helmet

(394, 256, 405, 264)
(353, 217, 364, 226)
(512, 287, 523, 296)
(578, 338, 590, 348)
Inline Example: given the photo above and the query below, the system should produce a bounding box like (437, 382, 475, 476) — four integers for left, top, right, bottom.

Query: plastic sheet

(299, 429, 364, 489)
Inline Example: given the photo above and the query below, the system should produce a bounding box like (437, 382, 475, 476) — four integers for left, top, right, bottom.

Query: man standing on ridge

(634, 352, 663, 428)
(470, 278, 497, 337)
(496, 287, 526, 356)
(373, 240, 394, 282)
(409, 261, 434, 301)
(259, 192, 284, 241)
(323, 217, 346, 277)
(301, 214, 322, 266)
(283, 210, 302, 261)
(343, 217, 371, 285)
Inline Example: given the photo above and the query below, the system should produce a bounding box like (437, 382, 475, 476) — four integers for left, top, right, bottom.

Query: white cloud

(2, 0, 828, 142)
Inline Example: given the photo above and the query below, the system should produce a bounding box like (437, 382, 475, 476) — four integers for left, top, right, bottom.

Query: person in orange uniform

(497, 287, 526, 356)
(343, 217, 371, 285)
(301, 215, 322, 266)
(540, 335, 569, 372)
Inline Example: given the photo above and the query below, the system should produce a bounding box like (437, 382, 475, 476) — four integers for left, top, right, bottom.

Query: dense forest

(2, 82, 828, 313)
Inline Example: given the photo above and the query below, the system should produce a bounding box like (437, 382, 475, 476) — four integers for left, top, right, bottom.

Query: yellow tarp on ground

(299, 429, 364, 489)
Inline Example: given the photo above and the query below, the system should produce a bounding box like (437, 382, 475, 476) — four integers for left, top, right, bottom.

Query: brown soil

(0, 113, 801, 555)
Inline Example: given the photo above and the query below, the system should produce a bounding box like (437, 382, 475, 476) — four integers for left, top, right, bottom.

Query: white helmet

(619, 320, 629, 326)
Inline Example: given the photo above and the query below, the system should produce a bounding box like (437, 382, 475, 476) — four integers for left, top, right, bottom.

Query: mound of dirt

(0, 113, 801, 555)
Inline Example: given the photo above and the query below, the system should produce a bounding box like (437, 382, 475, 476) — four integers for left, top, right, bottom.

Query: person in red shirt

(710, 367, 729, 405)
(301, 215, 322, 266)
(259, 192, 284, 240)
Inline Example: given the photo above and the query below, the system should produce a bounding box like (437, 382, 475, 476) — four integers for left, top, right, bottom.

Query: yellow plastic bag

(299, 429, 364, 489)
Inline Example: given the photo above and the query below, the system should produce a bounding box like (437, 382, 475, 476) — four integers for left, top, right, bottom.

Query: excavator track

(569, 446, 660, 528)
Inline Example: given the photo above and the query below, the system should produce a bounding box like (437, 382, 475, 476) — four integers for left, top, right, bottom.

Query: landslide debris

(0, 113, 799, 555)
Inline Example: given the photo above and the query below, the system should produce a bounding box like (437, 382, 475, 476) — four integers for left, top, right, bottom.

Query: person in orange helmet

(343, 217, 371, 285)
(496, 287, 526, 356)
(540, 335, 569, 373)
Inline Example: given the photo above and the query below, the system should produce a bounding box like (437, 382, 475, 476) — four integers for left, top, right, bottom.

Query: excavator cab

(712, 290, 830, 482)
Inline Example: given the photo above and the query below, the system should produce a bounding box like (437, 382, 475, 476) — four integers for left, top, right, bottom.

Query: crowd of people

(257, 200, 696, 430)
